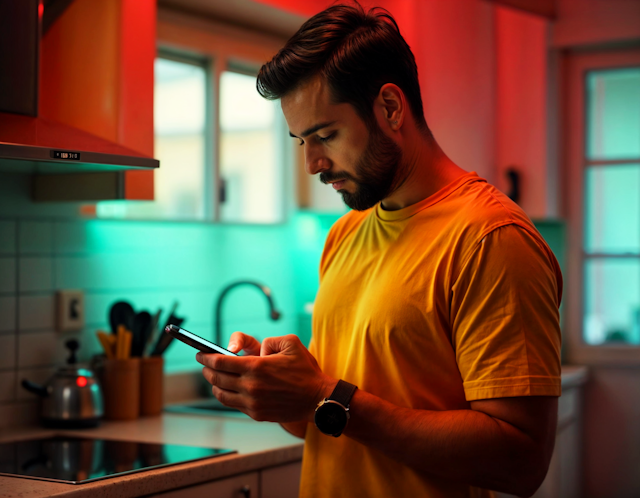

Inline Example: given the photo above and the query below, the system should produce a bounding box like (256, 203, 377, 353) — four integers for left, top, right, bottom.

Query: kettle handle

(21, 379, 48, 397)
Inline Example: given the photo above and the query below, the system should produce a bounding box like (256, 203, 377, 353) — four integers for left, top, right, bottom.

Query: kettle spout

(21, 379, 49, 397)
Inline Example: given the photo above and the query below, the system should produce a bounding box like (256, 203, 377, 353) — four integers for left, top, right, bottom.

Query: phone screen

(165, 325, 238, 356)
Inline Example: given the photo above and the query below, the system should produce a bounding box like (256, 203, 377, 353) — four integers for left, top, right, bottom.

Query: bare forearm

(342, 390, 554, 496)
(280, 421, 307, 439)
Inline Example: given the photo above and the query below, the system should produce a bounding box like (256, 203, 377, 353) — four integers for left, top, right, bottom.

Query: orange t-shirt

(300, 172, 562, 498)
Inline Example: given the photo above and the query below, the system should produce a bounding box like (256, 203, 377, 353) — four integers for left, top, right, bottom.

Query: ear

(375, 83, 405, 131)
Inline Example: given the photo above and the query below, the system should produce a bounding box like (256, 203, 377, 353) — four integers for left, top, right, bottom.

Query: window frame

(563, 46, 640, 365)
(156, 7, 294, 224)
(155, 48, 213, 220)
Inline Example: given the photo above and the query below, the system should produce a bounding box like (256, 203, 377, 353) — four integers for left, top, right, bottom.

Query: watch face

(315, 402, 348, 436)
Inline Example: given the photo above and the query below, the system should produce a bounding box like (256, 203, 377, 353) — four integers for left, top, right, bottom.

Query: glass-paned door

(583, 67, 640, 345)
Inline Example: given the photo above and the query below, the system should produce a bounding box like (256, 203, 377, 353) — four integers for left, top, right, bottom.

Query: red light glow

(38, 2, 44, 19)
(76, 376, 88, 388)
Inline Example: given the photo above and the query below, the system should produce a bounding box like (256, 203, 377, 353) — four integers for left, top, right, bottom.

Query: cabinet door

(39, 0, 155, 201)
(148, 471, 259, 498)
(261, 461, 302, 498)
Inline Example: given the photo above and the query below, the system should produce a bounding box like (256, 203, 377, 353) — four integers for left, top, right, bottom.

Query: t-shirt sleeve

(450, 224, 562, 401)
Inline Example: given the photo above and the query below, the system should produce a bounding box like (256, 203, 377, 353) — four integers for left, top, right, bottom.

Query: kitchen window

(219, 68, 286, 224)
(565, 48, 640, 363)
(97, 14, 291, 224)
(98, 52, 211, 220)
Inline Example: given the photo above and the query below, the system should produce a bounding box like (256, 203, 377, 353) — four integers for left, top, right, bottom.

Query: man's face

(281, 76, 403, 211)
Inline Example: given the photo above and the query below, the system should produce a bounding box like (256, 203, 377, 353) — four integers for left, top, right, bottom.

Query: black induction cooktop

(0, 435, 235, 484)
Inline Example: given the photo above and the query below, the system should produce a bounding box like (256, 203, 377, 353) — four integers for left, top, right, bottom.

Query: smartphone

(164, 324, 238, 356)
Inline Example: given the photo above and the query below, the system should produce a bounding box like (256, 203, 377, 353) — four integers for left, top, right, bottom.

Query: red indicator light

(76, 376, 88, 388)
(38, 2, 44, 18)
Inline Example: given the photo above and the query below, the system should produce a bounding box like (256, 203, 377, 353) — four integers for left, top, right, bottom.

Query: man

(196, 4, 562, 497)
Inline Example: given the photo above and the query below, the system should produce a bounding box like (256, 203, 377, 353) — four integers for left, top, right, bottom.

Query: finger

(196, 352, 252, 374)
(261, 334, 302, 356)
(202, 367, 241, 392)
(229, 331, 261, 356)
(211, 385, 246, 410)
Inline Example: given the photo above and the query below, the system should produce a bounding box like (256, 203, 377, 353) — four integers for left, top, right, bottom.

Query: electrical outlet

(56, 290, 85, 332)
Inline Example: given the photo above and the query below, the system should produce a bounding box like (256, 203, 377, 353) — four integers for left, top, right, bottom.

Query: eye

(318, 132, 335, 143)
(295, 138, 304, 147)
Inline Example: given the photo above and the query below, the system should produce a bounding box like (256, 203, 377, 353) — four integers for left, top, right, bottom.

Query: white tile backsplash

(0, 258, 16, 294)
(18, 295, 54, 331)
(0, 297, 16, 333)
(19, 221, 53, 255)
(0, 221, 16, 255)
(0, 370, 16, 402)
(0, 334, 16, 369)
(19, 257, 54, 292)
(18, 331, 68, 368)
(0, 400, 39, 429)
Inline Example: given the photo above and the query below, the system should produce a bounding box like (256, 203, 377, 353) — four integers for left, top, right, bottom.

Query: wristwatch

(314, 380, 357, 437)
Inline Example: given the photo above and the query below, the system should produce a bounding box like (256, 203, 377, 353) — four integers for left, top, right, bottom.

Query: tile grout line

(14, 218, 19, 403)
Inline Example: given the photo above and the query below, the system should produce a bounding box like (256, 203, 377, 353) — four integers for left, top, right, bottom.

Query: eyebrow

(288, 121, 336, 139)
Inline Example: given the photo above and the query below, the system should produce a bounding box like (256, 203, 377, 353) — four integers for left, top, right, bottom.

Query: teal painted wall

(68, 212, 335, 373)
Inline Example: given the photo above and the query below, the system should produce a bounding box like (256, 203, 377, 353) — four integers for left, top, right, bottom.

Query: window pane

(219, 71, 284, 224)
(584, 259, 640, 345)
(584, 164, 640, 254)
(586, 68, 640, 161)
(98, 56, 208, 220)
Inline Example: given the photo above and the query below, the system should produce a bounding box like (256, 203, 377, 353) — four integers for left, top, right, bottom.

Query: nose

(304, 143, 331, 176)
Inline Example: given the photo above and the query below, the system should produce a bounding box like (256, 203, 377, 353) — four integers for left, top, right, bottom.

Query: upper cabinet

(0, 0, 158, 201)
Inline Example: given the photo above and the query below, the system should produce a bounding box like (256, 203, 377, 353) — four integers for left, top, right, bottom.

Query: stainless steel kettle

(22, 339, 104, 428)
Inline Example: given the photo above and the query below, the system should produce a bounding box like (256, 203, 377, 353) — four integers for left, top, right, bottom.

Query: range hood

(0, 0, 159, 175)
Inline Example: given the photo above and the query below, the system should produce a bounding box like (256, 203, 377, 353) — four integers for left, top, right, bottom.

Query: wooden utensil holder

(140, 356, 164, 416)
(103, 358, 140, 420)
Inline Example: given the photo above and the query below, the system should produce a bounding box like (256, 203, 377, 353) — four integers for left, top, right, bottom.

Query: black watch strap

(329, 379, 357, 407)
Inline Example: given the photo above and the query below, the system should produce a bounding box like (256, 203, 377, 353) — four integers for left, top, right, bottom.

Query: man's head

(257, 3, 431, 210)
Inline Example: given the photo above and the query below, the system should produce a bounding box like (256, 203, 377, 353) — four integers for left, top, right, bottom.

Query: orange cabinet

(38, 0, 156, 200)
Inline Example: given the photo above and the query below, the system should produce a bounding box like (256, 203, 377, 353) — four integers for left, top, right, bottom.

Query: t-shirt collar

(375, 171, 482, 222)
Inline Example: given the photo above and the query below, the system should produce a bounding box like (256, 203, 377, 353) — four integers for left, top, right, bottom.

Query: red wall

(257, 0, 551, 215)
(495, 6, 548, 218)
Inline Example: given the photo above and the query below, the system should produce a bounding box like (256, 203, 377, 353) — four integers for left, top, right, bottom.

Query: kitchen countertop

(0, 412, 304, 498)
(1, 366, 587, 497)
(560, 364, 588, 389)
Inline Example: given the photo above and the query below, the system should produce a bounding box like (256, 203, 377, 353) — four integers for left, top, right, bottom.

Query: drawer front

(262, 461, 302, 498)
(148, 471, 259, 498)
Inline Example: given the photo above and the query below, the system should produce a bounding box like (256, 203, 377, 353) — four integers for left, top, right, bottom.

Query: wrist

(307, 376, 338, 422)
(313, 379, 358, 437)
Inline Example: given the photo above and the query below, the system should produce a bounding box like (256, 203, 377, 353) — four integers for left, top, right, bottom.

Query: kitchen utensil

(115, 326, 133, 359)
(150, 302, 184, 356)
(96, 330, 115, 359)
(142, 308, 163, 357)
(108, 301, 135, 335)
(21, 339, 104, 428)
(131, 311, 152, 357)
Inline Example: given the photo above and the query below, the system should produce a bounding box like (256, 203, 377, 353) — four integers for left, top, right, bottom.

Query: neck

(381, 128, 467, 211)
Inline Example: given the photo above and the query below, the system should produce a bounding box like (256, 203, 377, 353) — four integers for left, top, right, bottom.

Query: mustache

(319, 171, 356, 185)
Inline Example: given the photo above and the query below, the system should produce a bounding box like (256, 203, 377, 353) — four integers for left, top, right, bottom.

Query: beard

(319, 121, 404, 211)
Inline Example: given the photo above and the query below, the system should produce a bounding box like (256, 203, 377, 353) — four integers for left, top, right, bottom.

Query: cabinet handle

(240, 485, 251, 498)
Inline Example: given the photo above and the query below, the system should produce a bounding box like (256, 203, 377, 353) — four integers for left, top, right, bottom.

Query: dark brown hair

(257, 2, 430, 134)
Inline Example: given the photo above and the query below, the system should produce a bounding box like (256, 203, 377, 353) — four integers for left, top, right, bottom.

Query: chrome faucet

(214, 280, 281, 347)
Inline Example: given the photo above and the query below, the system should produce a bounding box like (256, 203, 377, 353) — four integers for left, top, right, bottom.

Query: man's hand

(226, 331, 261, 356)
(196, 334, 335, 423)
